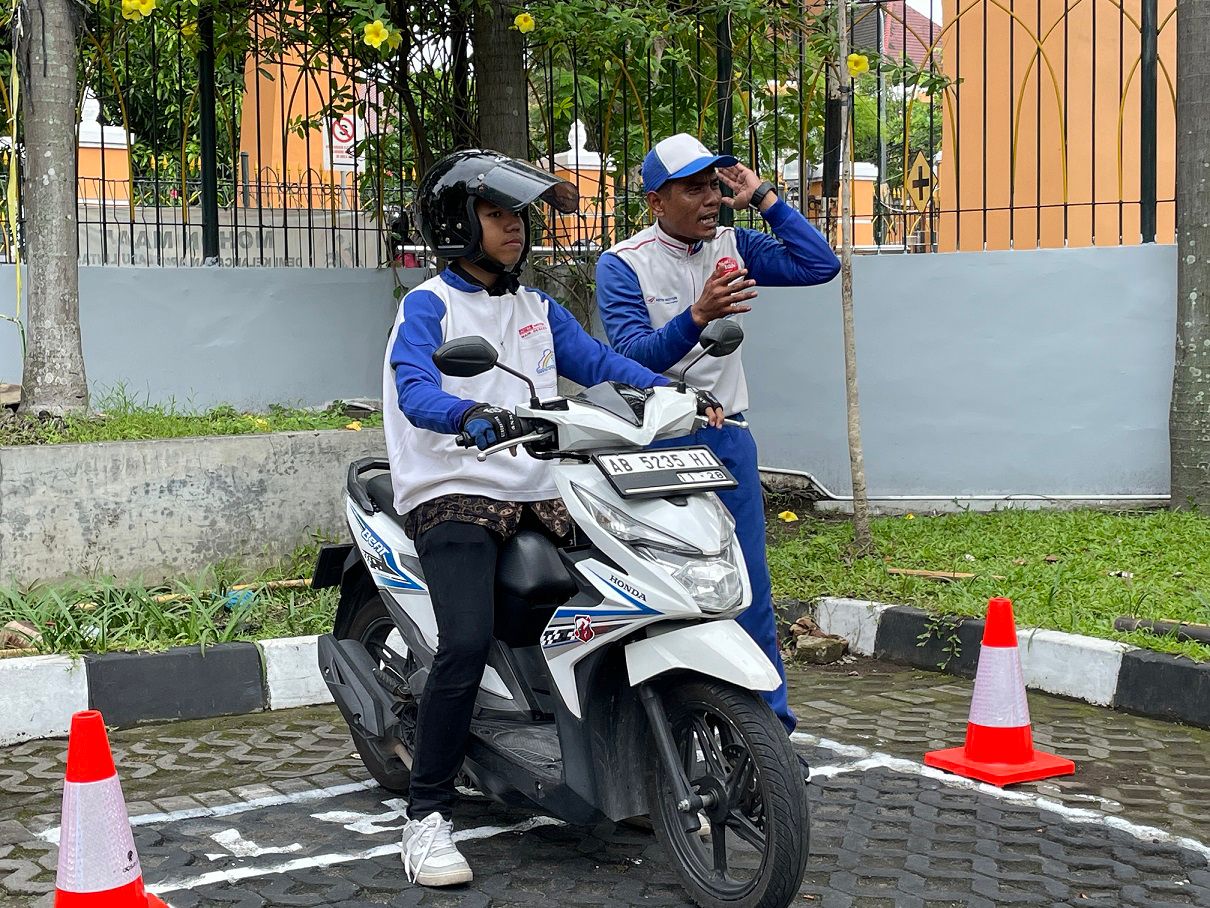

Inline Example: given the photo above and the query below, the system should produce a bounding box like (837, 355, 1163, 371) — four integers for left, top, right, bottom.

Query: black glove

(461, 403, 528, 451)
(691, 387, 724, 418)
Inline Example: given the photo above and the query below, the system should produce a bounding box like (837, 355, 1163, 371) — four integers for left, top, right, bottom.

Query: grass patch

(0, 542, 337, 656)
(0, 387, 382, 446)
(767, 507, 1210, 662)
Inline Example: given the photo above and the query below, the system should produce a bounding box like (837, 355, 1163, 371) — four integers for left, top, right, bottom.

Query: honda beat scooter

(314, 321, 809, 908)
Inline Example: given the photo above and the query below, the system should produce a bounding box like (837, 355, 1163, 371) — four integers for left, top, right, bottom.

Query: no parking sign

(324, 113, 361, 171)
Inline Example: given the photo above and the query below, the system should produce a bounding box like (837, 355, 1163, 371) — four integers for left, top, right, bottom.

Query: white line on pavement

(38, 779, 381, 844)
(791, 731, 1210, 861)
(148, 815, 565, 894)
(208, 828, 305, 859)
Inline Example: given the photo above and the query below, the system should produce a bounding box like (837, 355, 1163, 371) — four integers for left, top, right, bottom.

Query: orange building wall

(937, 0, 1176, 251)
(78, 147, 130, 203)
(237, 11, 356, 210)
(547, 166, 615, 249)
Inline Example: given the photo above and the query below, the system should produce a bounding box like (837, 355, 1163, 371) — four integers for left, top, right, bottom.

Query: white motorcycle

(314, 321, 809, 908)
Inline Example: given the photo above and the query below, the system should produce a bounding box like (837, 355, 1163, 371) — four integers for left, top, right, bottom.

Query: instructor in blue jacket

(596, 134, 840, 734)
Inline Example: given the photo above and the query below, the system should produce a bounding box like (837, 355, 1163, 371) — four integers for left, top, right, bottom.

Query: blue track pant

(653, 419, 796, 733)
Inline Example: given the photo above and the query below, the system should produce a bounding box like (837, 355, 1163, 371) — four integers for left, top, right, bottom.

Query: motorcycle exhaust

(317, 634, 398, 738)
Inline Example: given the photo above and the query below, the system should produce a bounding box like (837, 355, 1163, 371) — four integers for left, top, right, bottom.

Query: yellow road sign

(905, 152, 934, 213)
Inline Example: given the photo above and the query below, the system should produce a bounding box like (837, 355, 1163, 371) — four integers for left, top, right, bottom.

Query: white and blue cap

(641, 133, 739, 194)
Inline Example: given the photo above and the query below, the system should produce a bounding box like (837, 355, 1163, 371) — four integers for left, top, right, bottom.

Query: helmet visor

(472, 159, 580, 214)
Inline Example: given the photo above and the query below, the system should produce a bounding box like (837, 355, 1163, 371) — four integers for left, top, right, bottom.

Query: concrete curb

(260, 635, 335, 710)
(0, 636, 330, 745)
(0, 656, 90, 744)
(798, 597, 1208, 729)
(4, 599, 1206, 744)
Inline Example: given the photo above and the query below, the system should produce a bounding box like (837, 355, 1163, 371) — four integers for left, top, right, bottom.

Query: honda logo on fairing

(608, 574, 647, 602)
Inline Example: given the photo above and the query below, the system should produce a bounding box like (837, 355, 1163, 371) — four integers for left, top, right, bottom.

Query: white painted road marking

(38, 779, 381, 844)
(206, 828, 305, 860)
(311, 798, 409, 835)
(792, 731, 1210, 861)
(148, 815, 565, 894)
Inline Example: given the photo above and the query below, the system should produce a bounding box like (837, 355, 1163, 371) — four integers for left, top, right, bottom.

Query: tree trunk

(450, 1, 473, 148)
(17, 0, 88, 416)
(472, 0, 528, 157)
(1171, 1, 1210, 510)
(836, 0, 874, 554)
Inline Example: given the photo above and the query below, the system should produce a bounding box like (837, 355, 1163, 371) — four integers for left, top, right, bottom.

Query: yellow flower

(181, 21, 197, 37)
(345, 420, 363, 431)
(777, 510, 799, 523)
(135, 0, 156, 15)
(513, 11, 535, 34)
(363, 19, 390, 49)
(386, 30, 402, 50)
(120, 0, 143, 21)
(254, 418, 269, 430)
(846, 53, 870, 78)
(905, 513, 916, 520)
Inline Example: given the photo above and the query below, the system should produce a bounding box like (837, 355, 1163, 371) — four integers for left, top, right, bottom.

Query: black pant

(407, 521, 501, 820)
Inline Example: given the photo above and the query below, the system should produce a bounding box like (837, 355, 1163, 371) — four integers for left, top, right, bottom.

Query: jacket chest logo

(646, 295, 679, 306)
(519, 322, 548, 339)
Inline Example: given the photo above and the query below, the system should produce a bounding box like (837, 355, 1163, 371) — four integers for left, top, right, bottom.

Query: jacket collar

(441, 264, 520, 296)
(653, 219, 706, 259)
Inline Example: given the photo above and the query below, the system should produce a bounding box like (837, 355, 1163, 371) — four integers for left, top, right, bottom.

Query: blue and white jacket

(385, 268, 667, 514)
(597, 199, 840, 414)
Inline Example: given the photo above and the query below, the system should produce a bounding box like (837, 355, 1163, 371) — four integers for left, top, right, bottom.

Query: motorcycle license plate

(593, 447, 738, 498)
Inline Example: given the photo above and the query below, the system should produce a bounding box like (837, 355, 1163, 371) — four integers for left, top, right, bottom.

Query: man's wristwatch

(749, 180, 777, 210)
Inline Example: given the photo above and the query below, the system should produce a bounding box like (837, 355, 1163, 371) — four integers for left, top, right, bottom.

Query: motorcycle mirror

(433, 336, 499, 377)
(675, 320, 746, 391)
(699, 320, 744, 357)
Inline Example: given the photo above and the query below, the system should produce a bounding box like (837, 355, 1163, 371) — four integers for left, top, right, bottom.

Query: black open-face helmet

(416, 149, 579, 275)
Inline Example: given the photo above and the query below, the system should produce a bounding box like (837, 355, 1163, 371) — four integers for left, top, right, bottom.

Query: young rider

(384, 149, 723, 887)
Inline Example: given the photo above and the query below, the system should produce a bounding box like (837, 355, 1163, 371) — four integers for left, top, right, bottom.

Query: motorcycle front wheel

(647, 678, 810, 908)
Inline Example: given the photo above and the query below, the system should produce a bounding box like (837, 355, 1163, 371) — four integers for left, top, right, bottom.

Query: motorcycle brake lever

(695, 416, 749, 429)
(475, 430, 553, 462)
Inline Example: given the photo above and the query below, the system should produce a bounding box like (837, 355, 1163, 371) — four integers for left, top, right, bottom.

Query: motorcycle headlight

(638, 543, 744, 614)
(572, 484, 699, 554)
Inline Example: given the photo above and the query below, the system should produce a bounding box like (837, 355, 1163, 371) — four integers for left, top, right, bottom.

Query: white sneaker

(400, 811, 473, 886)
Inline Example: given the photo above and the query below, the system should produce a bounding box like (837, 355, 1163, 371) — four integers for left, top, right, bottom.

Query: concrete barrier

(0, 429, 385, 585)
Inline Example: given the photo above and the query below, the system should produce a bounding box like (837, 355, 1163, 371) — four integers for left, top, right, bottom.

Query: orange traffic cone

(924, 597, 1075, 787)
(54, 710, 168, 907)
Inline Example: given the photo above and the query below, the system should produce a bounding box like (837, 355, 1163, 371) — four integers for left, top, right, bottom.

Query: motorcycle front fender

(624, 620, 780, 692)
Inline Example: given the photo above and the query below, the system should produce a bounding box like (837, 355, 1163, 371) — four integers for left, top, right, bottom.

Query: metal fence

(0, 0, 1177, 268)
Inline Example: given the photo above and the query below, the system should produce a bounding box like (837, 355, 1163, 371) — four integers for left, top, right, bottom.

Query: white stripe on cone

(56, 775, 142, 893)
(968, 645, 1031, 728)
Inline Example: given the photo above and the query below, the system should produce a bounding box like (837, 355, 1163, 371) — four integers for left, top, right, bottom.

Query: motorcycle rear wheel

(339, 590, 416, 794)
(647, 678, 810, 908)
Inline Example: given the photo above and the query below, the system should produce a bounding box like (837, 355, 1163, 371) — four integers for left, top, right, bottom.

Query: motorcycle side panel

(624, 620, 781, 692)
(344, 499, 516, 703)
(538, 463, 752, 717)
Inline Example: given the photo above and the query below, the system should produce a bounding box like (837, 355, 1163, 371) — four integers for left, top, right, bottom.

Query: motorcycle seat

(365, 473, 405, 523)
(363, 474, 576, 630)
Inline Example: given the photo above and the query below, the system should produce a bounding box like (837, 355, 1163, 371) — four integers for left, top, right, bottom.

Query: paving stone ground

(2, 659, 1206, 907)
